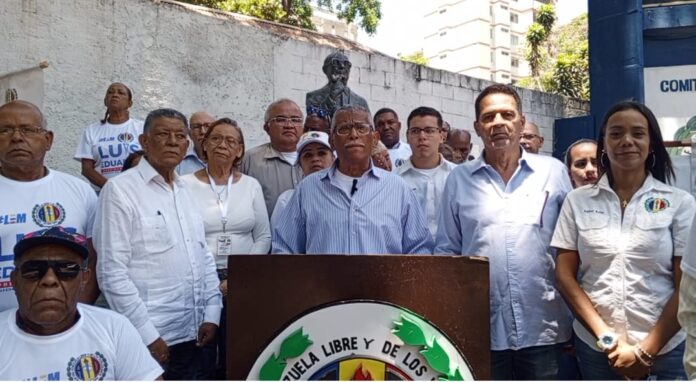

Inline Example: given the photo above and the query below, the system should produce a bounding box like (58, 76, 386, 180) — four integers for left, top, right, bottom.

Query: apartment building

(423, 0, 549, 84)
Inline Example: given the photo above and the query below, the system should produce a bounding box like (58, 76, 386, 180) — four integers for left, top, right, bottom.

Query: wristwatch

(596, 332, 618, 351)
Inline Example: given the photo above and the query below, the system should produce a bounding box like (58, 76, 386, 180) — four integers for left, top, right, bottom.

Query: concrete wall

(0, 0, 588, 176)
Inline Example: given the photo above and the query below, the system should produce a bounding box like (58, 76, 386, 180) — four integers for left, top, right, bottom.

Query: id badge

(217, 234, 234, 256)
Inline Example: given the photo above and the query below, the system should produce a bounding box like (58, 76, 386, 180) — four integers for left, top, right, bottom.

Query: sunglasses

(18, 260, 85, 281)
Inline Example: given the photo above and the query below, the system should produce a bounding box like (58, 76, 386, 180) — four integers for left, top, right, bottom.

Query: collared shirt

(552, 174, 696, 354)
(272, 162, 433, 255)
(94, 159, 222, 346)
(176, 146, 206, 175)
(241, 143, 303, 217)
(388, 141, 412, 170)
(435, 149, 573, 351)
(397, 155, 457, 238)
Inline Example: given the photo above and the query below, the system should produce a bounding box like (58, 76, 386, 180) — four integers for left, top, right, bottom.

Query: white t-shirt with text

(0, 304, 163, 381)
(0, 169, 97, 311)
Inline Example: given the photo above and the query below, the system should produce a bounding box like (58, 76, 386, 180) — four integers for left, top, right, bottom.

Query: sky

(356, 0, 588, 58)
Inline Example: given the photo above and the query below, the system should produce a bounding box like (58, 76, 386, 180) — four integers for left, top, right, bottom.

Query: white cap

(296, 131, 332, 164)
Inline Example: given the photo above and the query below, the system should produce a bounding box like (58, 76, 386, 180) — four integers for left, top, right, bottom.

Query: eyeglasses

(0, 125, 46, 137)
(190, 123, 212, 131)
(19, 260, 85, 281)
(521, 134, 540, 140)
(334, 124, 372, 136)
(269, 116, 303, 125)
(208, 135, 240, 147)
(407, 127, 441, 136)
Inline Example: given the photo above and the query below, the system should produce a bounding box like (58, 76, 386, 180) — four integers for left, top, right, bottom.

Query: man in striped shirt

(272, 105, 433, 255)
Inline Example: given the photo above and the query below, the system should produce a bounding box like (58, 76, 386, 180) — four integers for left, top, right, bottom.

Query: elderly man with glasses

(241, 99, 304, 216)
(177, 111, 215, 175)
(272, 105, 433, 255)
(520, 121, 544, 154)
(0, 227, 163, 380)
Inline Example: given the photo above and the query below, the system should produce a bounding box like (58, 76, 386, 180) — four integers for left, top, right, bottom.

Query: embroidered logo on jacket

(644, 197, 670, 213)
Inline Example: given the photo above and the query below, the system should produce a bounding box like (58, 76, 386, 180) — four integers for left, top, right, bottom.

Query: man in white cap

(270, 131, 335, 230)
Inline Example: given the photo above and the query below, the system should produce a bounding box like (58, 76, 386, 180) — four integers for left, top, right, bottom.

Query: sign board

(644, 65, 696, 155)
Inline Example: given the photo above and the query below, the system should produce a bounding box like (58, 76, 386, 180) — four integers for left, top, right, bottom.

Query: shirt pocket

(576, 214, 610, 254)
(633, 214, 672, 256)
(140, 216, 175, 254)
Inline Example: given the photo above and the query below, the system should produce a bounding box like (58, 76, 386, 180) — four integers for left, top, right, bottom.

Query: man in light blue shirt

(435, 84, 572, 380)
(272, 105, 433, 255)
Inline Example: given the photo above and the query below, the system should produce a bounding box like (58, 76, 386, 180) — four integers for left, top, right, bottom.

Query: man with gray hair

(94, 108, 222, 380)
(272, 105, 433, 255)
(520, 121, 544, 154)
(241, 99, 304, 216)
(177, 110, 214, 175)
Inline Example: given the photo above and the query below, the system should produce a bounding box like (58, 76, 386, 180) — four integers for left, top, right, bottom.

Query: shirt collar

(595, 172, 672, 197)
(263, 143, 285, 160)
(399, 155, 450, 173)
(322, 159, 382, 181)
(469, 146, 531, 174)
(137, 157, 184, 187)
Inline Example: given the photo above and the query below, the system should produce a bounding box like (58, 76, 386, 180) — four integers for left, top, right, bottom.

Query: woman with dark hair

(551, 101, 695, 379)
(564, 138, 599, 188)
(181, 118, 270, 378)
(74, 82, 143, 190)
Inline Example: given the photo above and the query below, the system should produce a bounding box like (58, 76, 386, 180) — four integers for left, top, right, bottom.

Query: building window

(501, 27, 509, 33)
(439, 8, 447, 14)
(510, 13, 519, 23)
(512, 58, 519, 67)
(501, 51, 509, 56)
(490, 51, 495, 64)
(490, 6, 493, 16)
(440, 54, 447, 59)
(511, 35, 519, 46)
(490, 28, 494, 39)
(440, 31, 447, 36)
(501, 5, 508, 10)
(502, 74, 510, 79)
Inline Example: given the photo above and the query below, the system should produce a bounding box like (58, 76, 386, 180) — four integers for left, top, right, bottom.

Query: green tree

(399, 50, 428, 66)
(520, 9, 589, 100)
(180, 0, 382, 35)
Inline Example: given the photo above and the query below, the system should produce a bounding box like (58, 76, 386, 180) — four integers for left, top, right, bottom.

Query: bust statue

(306, 51, 370, 120)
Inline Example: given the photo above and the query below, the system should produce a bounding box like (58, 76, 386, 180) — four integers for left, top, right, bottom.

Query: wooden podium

(227, 255, 490, 380)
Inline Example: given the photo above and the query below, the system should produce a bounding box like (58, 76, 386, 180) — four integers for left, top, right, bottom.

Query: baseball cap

(296, 131, 332, 164)
(14, 227, 89, 260)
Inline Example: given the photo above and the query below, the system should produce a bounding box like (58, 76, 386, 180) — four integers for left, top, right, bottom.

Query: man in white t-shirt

(374, 108, 412, 169)
(0, 101, 99, 312)
(397, 107, 456, 238)
(0, 226, 162, 380)
(241, 99, 304, 216)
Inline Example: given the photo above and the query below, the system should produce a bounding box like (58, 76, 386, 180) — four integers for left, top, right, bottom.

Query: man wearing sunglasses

(272, 105, 433, 255)
(0, 227, 162, 380)
(0, 101, 99, 313)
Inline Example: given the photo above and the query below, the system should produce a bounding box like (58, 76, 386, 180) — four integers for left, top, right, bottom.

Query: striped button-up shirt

(435, 149, 573, 351)
(272, 162, 433, 254)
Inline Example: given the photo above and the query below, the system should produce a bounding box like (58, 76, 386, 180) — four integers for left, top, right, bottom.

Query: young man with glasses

(0, 226, 162, 380)
(241, 99, 304, 216)
(272, 105, 433, 255)
(0, 101, 99, 312)
(177, 110, 215, 175)
(397, 107, 456, 238)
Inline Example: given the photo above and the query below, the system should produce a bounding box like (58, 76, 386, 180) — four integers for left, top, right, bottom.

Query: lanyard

(206, 171, 233, 233)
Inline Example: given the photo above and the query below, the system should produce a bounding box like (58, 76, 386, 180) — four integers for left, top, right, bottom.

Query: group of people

(1, 80, 696, 382)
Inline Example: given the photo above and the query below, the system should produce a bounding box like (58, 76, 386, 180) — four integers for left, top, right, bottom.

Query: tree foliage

(399, 50, 428, 66)
(180, 0, 382, 35)
(520, 10, 589, 100)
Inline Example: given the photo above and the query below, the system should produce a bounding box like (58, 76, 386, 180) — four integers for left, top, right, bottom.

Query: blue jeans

(575, 337, 687, 380)
(491, 343, 564, 380)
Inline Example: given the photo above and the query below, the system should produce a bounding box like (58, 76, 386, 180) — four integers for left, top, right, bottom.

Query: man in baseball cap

(270, 131, 335, 230)
(0, 226, 162, 380)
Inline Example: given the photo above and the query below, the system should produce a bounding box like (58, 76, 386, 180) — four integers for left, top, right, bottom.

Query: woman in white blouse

(552, 101, 695, 380)
(182, 117, 271, 378)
